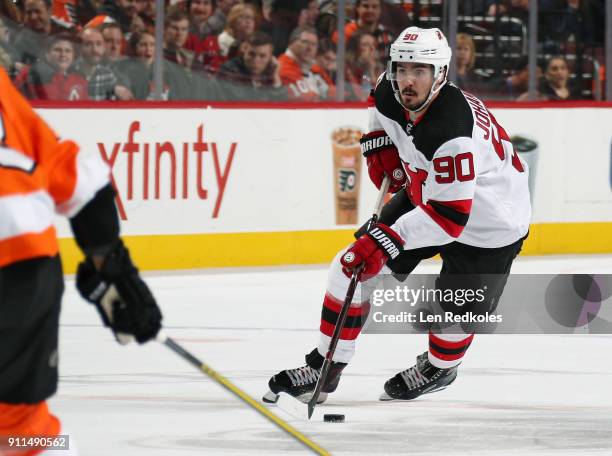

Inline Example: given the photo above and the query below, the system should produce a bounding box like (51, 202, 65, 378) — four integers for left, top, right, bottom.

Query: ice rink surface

(53, 255, 612, 456)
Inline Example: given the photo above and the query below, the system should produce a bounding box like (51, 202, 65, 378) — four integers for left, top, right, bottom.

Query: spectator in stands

(486, 0, 528, 21)
(12, 0, 55, 66)
(298, 0, 319, 28)
(74, 27, 133, 100)
(314, 38, 336, 84)
(185, 0, 214, 52)
(217, 31, 286, 100)
(476, 57, 529, 100)
(259, 0, 309, 56)
(163, 8, 194, 69)
(115, 30, 192, 100)
(538, 55, 582, 100)
(315, 4, 337, 42)
(0, 0, 22, 24)
(278, 25, 333, 101)
(0, 16, 13, 72)
(484, 56, 542, 100)
(16, 34, 88, 100)
(101, 22, 125, 64)
(198, 3, 258, 74)
(99, 0, 142, 34)
(135, 0, 156, 31)
(345, 29, 383, 101)
(196, 0, 240, 38)
(23, 0, 53, 35)
(454, 32, 488, 93)
(339, 0, 393, 67)
(540, 0, 595, 54)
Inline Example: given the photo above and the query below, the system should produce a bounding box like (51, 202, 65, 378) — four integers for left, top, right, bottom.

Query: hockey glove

(340, 223, 404, 281)
(76, 240, 163, 344)
(360, 130, 406, 193)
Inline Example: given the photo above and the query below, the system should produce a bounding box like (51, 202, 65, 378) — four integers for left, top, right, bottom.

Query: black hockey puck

(323, 414, 345, 423)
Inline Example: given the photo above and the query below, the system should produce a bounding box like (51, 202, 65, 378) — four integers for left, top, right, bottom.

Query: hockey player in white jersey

(264, 27, 531, 403)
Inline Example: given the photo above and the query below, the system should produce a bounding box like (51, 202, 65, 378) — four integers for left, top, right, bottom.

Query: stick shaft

(160, 336, 330, 456)
(308, 176, 391, 417)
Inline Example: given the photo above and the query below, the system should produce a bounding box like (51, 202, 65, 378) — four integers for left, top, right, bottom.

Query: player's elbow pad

(69, 184, 120, 256)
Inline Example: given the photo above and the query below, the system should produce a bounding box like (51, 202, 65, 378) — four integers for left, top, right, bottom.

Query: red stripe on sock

(324, 293, 370, 317)
(429, 332, 474, 349)
(429, 346, 466, 362)
(320, 320, 362, 340)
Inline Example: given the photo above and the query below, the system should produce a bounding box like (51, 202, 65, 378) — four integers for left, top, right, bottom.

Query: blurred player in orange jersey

(0, 67, 162, 455)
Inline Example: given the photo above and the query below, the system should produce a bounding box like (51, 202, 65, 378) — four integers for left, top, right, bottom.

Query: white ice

(53, 255, 612, 456)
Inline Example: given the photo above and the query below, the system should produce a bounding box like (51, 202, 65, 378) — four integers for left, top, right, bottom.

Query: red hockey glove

(360, 130, 406, 193)
(340, 223, 404, 281)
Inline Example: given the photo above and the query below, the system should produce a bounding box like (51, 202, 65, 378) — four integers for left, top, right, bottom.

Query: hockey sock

(428, 332, 474, 369)
(318, 293, 371, 364)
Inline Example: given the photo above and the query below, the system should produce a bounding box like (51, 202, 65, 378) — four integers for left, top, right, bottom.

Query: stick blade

(277, 392, 311, 420)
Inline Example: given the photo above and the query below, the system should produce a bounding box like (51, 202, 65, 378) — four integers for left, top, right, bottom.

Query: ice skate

(380, 352, 459, 401)
(263, 348, 347, 404)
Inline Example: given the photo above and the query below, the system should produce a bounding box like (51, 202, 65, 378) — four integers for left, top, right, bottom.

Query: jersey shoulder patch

(411, 84, 474, 161)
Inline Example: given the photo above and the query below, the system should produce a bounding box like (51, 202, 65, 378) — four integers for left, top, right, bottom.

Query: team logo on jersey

(343, 252, 356, 263)
(393, 168, 405, 181)
(338, 168, 356, 192)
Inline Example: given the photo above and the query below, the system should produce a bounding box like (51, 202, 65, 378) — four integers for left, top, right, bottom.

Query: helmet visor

(387, 61, 435, 83)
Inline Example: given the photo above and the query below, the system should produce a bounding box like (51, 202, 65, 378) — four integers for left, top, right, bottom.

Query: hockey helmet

(386, 27, 452, 111)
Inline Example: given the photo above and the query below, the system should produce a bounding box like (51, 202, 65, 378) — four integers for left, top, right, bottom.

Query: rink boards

(34, 101, 612, 271)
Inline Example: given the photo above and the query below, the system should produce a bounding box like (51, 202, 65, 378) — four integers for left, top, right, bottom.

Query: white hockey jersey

(368, 80, 531, 249)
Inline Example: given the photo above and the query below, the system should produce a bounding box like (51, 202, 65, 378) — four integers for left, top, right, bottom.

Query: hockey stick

(277, 176, 391, 420)
(157, 332, 330, 456)
(306, 176, 390, 418)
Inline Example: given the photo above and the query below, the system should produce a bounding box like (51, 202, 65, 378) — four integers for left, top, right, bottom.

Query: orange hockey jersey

(0, 67, 110, 268)
(278, 52, 334, 101)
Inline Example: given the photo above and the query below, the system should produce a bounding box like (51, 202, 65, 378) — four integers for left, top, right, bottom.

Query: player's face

(356, 0, 381, 25)
(395, 62, 435, 110)
(81, 29, 106, 64)
(190, 0, 213, 25)
(165, 19, 189, 48)
(244, 43, 273, 76)
(47, 40, 74, 72)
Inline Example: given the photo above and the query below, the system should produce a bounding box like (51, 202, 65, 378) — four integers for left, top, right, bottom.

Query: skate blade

(379, 385, 449, 401)
(379, 392, 394, 401)
(262, 390, 279, 403)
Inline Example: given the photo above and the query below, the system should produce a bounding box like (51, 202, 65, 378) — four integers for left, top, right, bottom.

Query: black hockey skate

(380, 352, 459, 401)
(263, 348, 347, 404)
